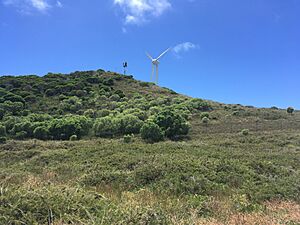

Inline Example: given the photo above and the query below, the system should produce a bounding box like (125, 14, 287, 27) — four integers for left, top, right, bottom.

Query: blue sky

(0, 0, 299, 109)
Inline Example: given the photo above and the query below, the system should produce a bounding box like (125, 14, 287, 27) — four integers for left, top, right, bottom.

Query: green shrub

(287, 107, 294, 115)
(188, 99, 211, 111)
(93, 116, 117, 137)
(97, 109, 111, 118)
(141, 122, 164, 143)
(241, 129, 249, 136)
(109, 94, 120, 102)
(0, 124, 6, 136)
(0, 108, 4, 120)
(201, 116, 209, 124)
(139, 82, 150, 87)
(84, 109, 96, 118)
(123, 134, 133, 143)
(70, 134, 78, 141)
(232, 111, 239, 116)
(15, 131, 27, 140)
(117, 114, 143, 135)
(33, 126, 49, 140)
(0, 101, 24, 115)
(186, 195, 213, 216)
(153, 109, 190, 139)
(60, 96, 82, 113)
(0, 136, 6, 144)
(200, 112, 210, 119)
(49, 116, 91, 140)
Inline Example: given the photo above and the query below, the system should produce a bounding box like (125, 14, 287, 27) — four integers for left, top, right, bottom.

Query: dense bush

(33, 126, 49, 140)
(141, 122, 164, 143)
(287, 107, 294, 115)
(0, 124, 6, 136)
(200, 112, 210, 119)
(0, 101, 24, 115)
(93, 116, 117, 137)
(0, 136, 6, 144)
(117, 114, 143, 135)
(123, 134, 134, 143)
(93, 114, 143, 137)
(49, 116, 91, 140)
(241, 129, 249, 136)
(201, 116, 209, 124)
(152, 109, 190, 139)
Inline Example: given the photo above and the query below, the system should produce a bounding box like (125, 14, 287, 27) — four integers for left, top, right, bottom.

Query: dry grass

(191, 201, 300, 225)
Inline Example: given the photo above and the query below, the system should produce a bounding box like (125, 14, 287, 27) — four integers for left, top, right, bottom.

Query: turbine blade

(146, 52, 153, 60)
(156, 48, 171, 60)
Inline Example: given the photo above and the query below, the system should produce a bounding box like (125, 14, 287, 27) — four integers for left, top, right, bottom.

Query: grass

(1, 128, 300, 224)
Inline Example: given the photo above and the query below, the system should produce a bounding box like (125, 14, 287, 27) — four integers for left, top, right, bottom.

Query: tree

(287, 107, 294, 115)
(141, 122, 164, 143)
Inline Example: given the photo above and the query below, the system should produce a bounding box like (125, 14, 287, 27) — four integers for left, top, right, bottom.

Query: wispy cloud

(3, 0, 62, 14)
(113, 0, 171, 25)
(56, 0, 62, 8)
(173, 42, 198, 54)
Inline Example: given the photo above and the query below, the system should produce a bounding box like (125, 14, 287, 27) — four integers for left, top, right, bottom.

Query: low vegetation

(0, 69, 299, 224)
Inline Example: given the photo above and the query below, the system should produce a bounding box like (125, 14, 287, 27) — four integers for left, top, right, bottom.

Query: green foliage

(0, 136, 6, 144)
(287, 107, 294, 114)
(200, 112, 210, 119)
(15, 131, 27, 140)
(117, 114, 143, 135)
(0, 101, 24, 115)
(60, 96, 82, 113)
(123, 134, 134, 143)
(201, 116, 209, 124)
(152, 109, 190, 139)
(0, 124, 6, 136)
(186, 195, 213, 216)
(33, 126, 49, 140)
(93, 116, 117, 137)
(83, 109, 96, 118)
(188, 99, 211, 111)
(241, 129, 249, 136)
(49, 116, 91, 140)
(141, 122, 164, 142)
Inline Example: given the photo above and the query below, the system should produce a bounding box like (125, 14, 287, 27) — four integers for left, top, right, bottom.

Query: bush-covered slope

(1, 69, 300, 224)
(0, 70, 212, 142)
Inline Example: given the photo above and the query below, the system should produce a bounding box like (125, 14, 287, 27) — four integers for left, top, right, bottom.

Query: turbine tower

(146, 48, 170, 84)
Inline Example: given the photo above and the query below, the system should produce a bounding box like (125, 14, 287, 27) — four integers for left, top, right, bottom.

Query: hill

(0, 69, 300, 224)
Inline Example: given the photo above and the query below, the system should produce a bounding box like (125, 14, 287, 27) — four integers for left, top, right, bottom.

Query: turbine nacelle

(146, 48, 170, 84)
(152, 59, 159, 65)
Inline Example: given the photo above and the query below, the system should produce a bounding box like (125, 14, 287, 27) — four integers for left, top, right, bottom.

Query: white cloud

(3, 0, 62, 13)
(30, 0, 50, 11)
(173, 42, 198, 54)
(113, 0, 171, 25)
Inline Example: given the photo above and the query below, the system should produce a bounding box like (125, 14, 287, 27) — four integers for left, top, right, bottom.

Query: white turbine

(146, 48, 170, 84)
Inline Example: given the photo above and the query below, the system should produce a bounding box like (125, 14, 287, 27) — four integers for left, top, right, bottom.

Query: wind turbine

(146, 48, 170, 84)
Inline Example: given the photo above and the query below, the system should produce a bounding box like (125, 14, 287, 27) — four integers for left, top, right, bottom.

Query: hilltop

(0, 70, 300, 224)
(0, 69, 298, 142)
